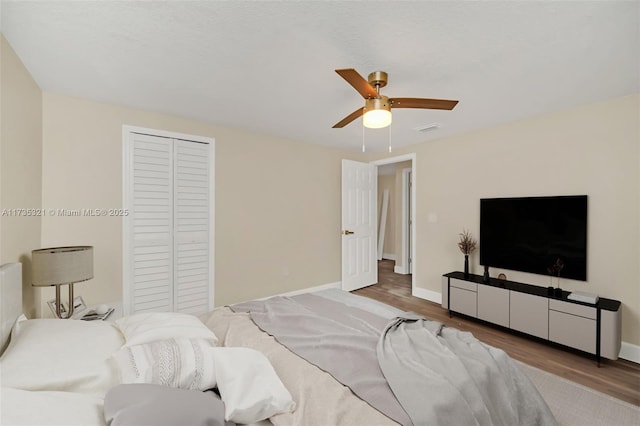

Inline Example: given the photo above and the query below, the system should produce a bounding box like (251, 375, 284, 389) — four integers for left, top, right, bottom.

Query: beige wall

(40, 92, 359, 313)
(0, 35, 42, 317)
(369, 94, 640, 346)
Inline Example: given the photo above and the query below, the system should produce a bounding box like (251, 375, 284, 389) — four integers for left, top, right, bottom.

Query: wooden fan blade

(332, 108, 364, 128)
(335, 69, 379, 99)
(390, 97, 459, 110)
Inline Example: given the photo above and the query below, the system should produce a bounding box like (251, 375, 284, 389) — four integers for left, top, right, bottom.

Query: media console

(442, 272, 622, 363)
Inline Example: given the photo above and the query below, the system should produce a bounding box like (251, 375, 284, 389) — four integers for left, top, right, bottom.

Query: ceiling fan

(333, 68, 459, 129)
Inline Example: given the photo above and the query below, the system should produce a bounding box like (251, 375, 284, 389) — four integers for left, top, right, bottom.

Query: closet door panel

(130, 133, 173, 313)
(174, 140, 210, 314)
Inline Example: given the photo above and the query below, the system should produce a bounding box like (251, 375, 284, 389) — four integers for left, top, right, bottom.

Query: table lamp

(32, 246, 93, 318)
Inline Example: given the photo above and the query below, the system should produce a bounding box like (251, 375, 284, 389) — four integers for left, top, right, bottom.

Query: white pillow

(111, 338, 217, 391)
(0, 387, 104, 426)
(212, 347, 295, 424)
(116, 312, 218, 347)
(0, 318, 123, 395)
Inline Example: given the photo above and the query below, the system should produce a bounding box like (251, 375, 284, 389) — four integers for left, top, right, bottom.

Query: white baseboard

(394, 265, 409, 275)
(619, 341, 640, 364)
(412, 287, 442, 305)
(382, 253, 396, 261)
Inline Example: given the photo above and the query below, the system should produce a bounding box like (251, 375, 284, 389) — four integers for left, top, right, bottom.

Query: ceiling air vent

(413, 123, 440, 132)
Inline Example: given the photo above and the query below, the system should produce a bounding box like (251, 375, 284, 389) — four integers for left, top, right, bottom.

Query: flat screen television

(480, 195, 587, 281)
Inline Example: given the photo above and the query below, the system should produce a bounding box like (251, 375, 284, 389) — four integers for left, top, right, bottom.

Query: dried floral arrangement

(547, 258, 565, 277)
(458, 229, 478, 255)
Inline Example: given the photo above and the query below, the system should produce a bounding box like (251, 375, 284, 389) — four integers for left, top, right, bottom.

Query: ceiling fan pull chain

(388, 125, 392, 153)
(362, 109, 366, 152)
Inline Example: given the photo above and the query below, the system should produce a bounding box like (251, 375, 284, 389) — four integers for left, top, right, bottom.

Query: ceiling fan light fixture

(363, 109, 392, 129)
(363, 96, 392, 129)
(333, 68, 458, 129)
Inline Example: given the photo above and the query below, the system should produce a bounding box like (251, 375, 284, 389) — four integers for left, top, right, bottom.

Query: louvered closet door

(130, 133, 174, 313)
(127, 132, 212, 315)
(174, 140, 210, 314)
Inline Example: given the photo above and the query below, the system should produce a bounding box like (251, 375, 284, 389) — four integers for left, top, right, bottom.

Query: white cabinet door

(510, 291, 549, 339)
(549, 310, 596, 354)
(600, 308, 622, 360)
(549, 299, 597, 354)
(441, 276, 449, 309)
(448, 279, 477, 317)
(478, 285, 510, 328)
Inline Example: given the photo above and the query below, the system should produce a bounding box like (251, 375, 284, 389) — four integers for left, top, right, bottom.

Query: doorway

(372, 154, 416, 295)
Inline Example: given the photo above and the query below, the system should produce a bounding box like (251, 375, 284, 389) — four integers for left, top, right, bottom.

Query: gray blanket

(378, 314, 558, 426)
(232, 291, 557, 426)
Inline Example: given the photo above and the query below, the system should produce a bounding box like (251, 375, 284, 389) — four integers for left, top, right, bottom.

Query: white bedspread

(0, 387, 106, 426)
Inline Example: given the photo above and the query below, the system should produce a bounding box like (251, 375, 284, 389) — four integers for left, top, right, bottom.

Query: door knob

(343, 230, 354, 235)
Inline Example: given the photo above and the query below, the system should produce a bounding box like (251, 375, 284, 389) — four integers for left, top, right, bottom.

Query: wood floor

(353, 260, 640, 406)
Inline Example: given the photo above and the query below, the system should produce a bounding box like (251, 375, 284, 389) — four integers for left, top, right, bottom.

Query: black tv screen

(480, 195, 587, 281)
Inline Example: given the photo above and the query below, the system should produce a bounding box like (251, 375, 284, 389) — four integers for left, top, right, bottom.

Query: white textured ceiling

(1, 1, 638, 152)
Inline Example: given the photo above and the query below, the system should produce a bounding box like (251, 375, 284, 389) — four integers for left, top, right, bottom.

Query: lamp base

(55, 283, 75, 319)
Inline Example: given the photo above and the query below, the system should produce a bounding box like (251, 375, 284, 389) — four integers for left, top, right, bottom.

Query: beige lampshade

(32, 246, 94, 286)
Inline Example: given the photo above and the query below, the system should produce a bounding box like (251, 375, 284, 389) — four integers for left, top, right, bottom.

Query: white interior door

(342, 159, 377, 291)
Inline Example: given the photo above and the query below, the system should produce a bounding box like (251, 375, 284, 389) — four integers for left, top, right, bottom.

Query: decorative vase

(483, 265, 490, 283)
(464, 254, 469, 277)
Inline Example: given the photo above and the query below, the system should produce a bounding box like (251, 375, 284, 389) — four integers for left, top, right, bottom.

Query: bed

(0, 262, 557, 426)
